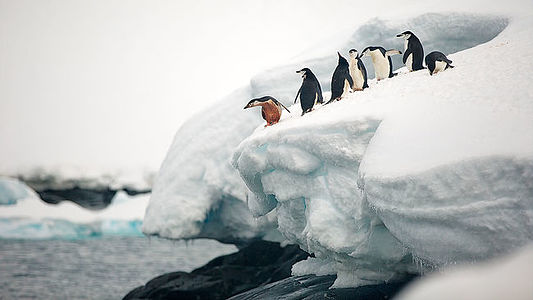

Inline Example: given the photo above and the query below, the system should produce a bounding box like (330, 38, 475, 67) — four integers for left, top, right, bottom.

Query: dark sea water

(0, 237, 237, 300)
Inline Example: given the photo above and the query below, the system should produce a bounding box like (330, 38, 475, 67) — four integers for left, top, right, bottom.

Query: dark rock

(37, 187, 117, 210)
(229, 274, 417, 300)
(123, 240, 309, 300)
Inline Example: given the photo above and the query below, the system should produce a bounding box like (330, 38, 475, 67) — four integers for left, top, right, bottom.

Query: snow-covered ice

(142, 2, 533, 288)
(395, 245, 533, 300)
(0, 177, 37, 205)
(232, 13, 533, 286)
(142, 87, 280, 244)
(143, 12, 512, 247)
(0, 178, 150, 239)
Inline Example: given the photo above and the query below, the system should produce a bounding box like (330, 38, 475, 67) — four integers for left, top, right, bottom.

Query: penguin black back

(396, 31, 425, 71)
(295, 68, 322, 115)
(425, 51, 454, 75)
(327, 52, 353, 104)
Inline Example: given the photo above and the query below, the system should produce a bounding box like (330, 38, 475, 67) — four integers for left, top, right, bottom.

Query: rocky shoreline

(124, 240, 415, 300)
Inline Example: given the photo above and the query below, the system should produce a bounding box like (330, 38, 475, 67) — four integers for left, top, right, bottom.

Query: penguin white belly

(351, 67, 364, 89)
(372, 55, 389, 80)
(406, 53, 413, 72)
(434, 61, 447, 74)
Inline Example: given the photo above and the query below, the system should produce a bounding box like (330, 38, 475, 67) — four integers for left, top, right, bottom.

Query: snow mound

(395, 245, 533, 300)
(233, 14, 533, 286)
(0, 178, 149, 239)
(142, 12, 509, 246)
(142, 87, 280, 244)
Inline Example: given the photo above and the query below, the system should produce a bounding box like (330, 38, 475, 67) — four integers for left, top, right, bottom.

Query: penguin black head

(396, 31, 414, 39)
(244, 96, 271, 109)
(296, 68, 311, 79)
(337, 52, 348, 66)
(360, 47, 374, 57)
(348, 49, 359, 59)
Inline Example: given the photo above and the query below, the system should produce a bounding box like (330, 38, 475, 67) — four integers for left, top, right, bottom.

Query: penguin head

(396, 31, 413, 39)
(337, 52, 348, 65)
(244, 96, 276, 109)
(244, 99, 261, 109)
(296, 68, 310, 79)
(360, 47, 371, 57)
(348, 49, 359, 59)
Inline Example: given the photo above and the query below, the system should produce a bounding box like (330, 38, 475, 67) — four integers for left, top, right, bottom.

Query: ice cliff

(143, 12, 533, 287)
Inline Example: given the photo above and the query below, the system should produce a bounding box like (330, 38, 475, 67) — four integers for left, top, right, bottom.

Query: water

(0, 237, 237, 300)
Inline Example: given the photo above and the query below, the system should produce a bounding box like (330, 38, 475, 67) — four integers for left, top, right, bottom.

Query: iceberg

(143, 8, 533, 288)
(142, 13, 510, 247)
(0, 177, 36, 205)
(233, 14, 533, 286)
(0, 178, 149, 239)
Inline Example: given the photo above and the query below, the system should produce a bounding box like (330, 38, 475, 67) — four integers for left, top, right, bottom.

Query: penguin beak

(396, 34, 403, 38)
(296, 70, 304, 78)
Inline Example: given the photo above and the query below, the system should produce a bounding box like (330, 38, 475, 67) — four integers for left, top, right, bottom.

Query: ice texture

(0, 177, 36, 205)
(233, 14, 533, 286)
(0, 178, 149, 239)
(143, 13, 512, 247)
(143, 9, 533, 287)
(142, 87, 280, 244)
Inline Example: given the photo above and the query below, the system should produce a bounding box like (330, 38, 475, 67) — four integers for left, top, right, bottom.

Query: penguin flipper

(278, 101, 291, 113)
(386, 49, 402, 56)
(316, 81, 324, 103)
(294, 87, 302, 104)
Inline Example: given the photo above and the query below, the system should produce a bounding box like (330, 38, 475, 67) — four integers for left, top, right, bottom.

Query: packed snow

(231, 14, 533, 287)
(143, 12, 511, 246)
(0, 178, 149, 239)
(395, 245, 533, 300)
(142, 1, 533, 289)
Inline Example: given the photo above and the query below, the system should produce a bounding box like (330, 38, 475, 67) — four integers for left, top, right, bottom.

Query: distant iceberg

(0, 178, 149, 239)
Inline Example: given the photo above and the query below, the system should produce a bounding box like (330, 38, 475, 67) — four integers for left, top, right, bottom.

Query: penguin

(295, 68, 323, 115)
(396, 31, 425, 72)
(361, 46, 402, 81)
(244, 96, 290, 127)
(325, 52, 354, 104)
(348, 49, 369, 91)
(425, 51, 454, 76)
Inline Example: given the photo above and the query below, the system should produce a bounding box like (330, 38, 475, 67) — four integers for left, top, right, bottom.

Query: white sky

(0, 0, 368, 175)
(0, 0, 514, 177)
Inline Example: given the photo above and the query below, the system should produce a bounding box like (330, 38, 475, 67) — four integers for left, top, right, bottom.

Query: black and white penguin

(348, 49, 369, 91)
(396, 31, 425, 72)
(361, 46, 402, 81)
(326, 52, 354, 104)
(295, 68, 323, 115)
(425, 51, 454, 76)
(244, 96, 290, 127)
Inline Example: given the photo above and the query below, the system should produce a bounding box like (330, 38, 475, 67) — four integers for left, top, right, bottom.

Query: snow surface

(0, 178, 150, 239)
(395, 245, 533, 300)
(142, 1, 533, 288)
(143, 12, 512, 246)
(231, 14, 533, 287)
